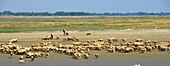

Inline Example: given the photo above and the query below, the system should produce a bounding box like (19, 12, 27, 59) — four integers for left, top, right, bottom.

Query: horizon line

(1, 11, 170, 13)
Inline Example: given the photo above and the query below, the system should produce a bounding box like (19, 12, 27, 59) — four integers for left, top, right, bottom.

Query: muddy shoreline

(0, 29, 170, 66)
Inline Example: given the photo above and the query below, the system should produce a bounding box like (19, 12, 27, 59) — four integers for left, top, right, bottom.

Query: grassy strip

(0, 24, 170, 33)
(0, 16, 170, 33)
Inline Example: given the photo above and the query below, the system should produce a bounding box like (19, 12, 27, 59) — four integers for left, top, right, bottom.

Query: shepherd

(63, 29, 66, 35)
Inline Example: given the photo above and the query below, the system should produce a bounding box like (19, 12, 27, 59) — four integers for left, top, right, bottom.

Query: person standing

(63, 29, 66, 35)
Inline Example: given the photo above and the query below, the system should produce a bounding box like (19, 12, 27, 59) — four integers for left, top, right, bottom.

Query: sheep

(83, 53, 90, 59)
(31, 56, 34, 61)
(42, 34, 53, 40)
(107, 48, 115, 53)
(63, 37, 79, 41)
(66, 32, 69, 36)
(94, 54, 99, 59)
(56, 36, 60, 40)
(16, 48, 27, 55)
(10, 52, 13, 58)
(87, 40, 90, 43)
(73, 52, 82, 59)
(8, 38, 18, 43)
(98, 39, 104, 42)
(121, 38, 126, 42)
(44, 53, 50, 58)
(133, 64, 140, 66)
(108, 37, 118, 42)
(25, 52, 34, 58)
(19, 60, 25, 63)
(86, 33, 91, 36)
(19, 56, 25, 63)
(135, 39, 144, 42)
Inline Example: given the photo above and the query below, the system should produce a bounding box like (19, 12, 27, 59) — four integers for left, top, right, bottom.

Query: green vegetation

(1, 11, 170, 16)
(0, 16, 170, 33)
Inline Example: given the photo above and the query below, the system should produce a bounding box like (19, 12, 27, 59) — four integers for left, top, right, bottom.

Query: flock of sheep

(0, 33, 170, 66)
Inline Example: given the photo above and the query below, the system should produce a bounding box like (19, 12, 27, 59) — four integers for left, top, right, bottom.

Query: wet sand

(0, 51, 170, 66)
(0, 29, 170, 66)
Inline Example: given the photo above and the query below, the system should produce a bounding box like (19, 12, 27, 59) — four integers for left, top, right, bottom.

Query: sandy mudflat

(0, 29, 170, 66)
(0, 29, 170, 45)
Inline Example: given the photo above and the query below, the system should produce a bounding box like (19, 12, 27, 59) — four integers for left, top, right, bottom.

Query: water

(0, 51, 170, 66)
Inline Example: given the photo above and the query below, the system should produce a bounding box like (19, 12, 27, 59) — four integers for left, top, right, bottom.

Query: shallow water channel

(0, 50, 170, 66)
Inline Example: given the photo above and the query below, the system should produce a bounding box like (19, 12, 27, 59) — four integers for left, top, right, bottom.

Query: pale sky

(0, 0, 170, 13)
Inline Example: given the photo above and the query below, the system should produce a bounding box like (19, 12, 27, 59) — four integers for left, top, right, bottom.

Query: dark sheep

(66, 32, 69, 36)
(86, 33, 91, 36)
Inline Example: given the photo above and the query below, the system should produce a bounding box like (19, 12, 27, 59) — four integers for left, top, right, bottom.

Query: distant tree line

(0, 11, 170, 16)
